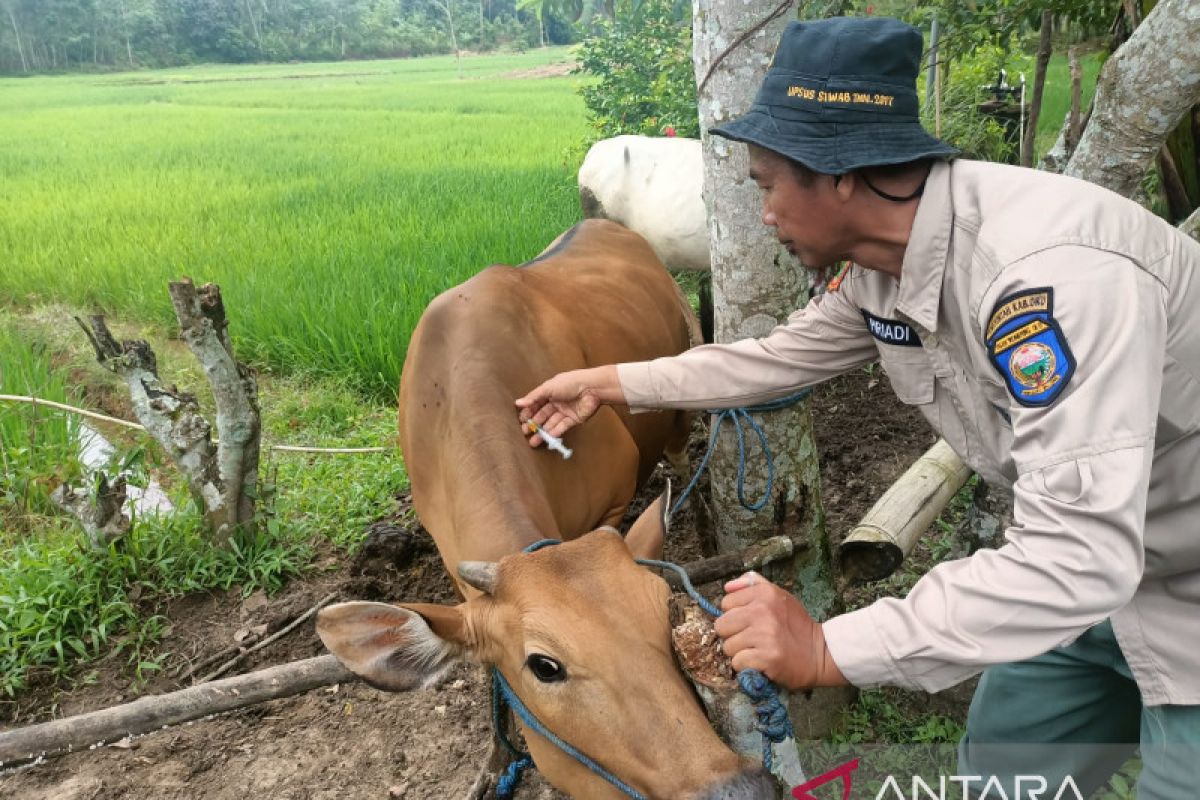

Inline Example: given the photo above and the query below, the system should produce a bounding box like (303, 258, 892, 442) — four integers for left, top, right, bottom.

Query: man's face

(748, 145, 846, 270)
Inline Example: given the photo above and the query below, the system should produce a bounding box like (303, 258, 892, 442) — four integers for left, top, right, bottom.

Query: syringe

(525, 421, 573, 460)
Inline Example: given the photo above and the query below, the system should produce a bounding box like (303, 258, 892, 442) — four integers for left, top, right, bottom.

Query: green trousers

(957, 621, 1200, 799)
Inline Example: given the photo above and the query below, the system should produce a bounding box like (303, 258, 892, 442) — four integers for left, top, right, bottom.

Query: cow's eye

(526, 654, 566, 683)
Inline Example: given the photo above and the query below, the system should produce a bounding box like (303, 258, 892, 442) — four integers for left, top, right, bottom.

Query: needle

(525, 421, 573, 460)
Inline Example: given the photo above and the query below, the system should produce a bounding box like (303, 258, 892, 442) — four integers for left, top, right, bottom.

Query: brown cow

(318, 220, 775, 798)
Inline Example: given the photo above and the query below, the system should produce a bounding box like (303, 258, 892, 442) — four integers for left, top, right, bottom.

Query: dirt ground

(1, 368, 946, 800)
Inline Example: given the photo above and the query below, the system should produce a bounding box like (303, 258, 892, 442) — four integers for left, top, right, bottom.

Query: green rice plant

(0, 326, 83, 531)
(0, 49, 588, 400)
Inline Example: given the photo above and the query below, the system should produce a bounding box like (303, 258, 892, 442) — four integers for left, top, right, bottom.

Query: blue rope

(635, 557, 795, 772)
(670, 388, 812, 518)
(493, 668, 648, 799)
(490, 533, 798, 794)
(495, 757, 533, 800)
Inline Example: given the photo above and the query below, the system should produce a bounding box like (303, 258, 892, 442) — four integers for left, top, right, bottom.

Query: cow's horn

(457, 561, 499, 594)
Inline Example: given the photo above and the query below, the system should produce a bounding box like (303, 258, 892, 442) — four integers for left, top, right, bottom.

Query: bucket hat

(711, 16, 958, 174)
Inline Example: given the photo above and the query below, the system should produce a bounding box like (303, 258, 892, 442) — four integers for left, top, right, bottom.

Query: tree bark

(72, 281, 260, 544)
(50, 473, 131, 549)
(1020, 10, 1053, 168)
(1181, 206, 1200, 242)
(167, 280, 262, 542)
(1064, 0, 1200, 198)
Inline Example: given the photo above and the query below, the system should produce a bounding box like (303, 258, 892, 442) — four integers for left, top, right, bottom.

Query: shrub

(575, 0, 698, 140)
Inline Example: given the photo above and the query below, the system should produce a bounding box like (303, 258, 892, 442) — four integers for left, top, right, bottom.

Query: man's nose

(761, 204, 776, 227)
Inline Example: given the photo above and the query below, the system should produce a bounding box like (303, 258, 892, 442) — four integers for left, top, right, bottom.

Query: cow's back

(399, 220, 697, 583)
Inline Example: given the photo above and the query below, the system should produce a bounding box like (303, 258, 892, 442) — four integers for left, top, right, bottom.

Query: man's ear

(625, 483, 670, 561)
(316, 601, 470, 692)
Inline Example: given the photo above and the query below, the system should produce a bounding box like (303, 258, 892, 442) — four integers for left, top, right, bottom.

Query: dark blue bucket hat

(711, 16, 958, 175)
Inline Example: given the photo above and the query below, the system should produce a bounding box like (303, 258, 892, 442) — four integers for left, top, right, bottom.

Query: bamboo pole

(838, 438, 971, 583)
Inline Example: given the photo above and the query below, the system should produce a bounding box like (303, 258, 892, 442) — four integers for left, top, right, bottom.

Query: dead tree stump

(67, 279, 261, 544)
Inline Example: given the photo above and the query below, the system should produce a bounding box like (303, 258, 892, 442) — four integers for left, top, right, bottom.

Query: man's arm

(518, 274, 877, 441)
(618, 275, 878, 411)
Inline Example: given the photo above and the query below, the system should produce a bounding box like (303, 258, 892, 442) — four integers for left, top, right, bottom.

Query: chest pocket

(879, 347, 935, 405)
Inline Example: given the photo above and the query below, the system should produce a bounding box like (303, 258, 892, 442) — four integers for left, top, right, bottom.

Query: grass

(0, 49, 588, 400)
(1034, 48, 1103, 157)
(0, 326, 84, 527)
(0, 309, 408, 696)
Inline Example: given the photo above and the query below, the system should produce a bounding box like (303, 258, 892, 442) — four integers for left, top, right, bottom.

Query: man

(516, 15, 1200, 799)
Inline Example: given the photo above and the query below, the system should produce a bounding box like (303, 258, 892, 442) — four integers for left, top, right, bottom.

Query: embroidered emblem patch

(985, 287, 1074, 407)
(861, 310, 921, 347)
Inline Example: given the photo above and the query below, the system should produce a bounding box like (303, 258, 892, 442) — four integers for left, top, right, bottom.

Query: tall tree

(692, 0, 846, 743)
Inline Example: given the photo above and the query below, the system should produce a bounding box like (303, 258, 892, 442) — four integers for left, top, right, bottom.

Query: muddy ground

(1, 368, 951, 800)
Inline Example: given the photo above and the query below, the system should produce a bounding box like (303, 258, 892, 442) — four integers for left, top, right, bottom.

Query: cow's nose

(694, 765, 778, 799)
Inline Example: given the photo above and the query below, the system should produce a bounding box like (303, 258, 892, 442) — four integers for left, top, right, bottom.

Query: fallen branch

(658, 533, 810, 588)
(0, 655, 353, 767)
(198, 593, 338, 683)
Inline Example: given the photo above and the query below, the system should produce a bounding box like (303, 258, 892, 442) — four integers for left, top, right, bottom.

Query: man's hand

(515, 365, 624, 447)
(714, 571, 848, 691)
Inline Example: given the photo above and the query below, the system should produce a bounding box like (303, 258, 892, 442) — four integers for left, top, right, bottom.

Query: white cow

(578, 134, 710, 272)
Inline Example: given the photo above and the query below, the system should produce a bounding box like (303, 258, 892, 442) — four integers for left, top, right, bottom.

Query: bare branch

(50, 473, 130, 548)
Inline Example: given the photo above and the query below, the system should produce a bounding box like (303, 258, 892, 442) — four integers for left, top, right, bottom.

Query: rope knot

(737, 668, 795, 771)
(495, 756, 533, 799)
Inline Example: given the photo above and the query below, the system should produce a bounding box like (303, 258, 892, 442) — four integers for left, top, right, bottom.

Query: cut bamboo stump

(838, 438, 972, 583)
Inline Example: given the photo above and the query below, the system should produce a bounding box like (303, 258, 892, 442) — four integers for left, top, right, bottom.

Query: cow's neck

(442, 377, 561, 554)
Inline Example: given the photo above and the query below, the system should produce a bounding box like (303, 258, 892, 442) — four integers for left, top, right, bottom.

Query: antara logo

(790, 758, 1086, 800)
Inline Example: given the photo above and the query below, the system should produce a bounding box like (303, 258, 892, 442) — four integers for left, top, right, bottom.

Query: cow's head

(317, 497, 775, 799)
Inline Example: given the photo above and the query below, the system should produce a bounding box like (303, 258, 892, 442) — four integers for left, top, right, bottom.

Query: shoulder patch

(861, 310, 921, 347)
(984, 287, 1075, 407)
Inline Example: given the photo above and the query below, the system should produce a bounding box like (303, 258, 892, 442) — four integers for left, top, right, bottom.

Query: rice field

(0, 48, 589, 398)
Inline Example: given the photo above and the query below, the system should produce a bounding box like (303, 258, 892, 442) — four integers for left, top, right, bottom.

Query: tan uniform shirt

(617, 160, 1200, 706)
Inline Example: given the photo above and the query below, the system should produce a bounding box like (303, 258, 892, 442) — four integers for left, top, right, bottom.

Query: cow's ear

(316, 601, 466, 692)
(625, 484, 669, 561)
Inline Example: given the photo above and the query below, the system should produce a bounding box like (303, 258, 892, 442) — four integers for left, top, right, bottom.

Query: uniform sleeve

(824, 247, 1166, 692)
(617, 273, 878, 411)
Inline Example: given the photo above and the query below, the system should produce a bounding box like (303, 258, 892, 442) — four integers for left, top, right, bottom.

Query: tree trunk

(693, 0, 845, 749)
(1021, 10, 1053, 168)
(1064, 0, 1200, 198)
(72, 280, 261, 545)
(243, 0, 263, 52)
(4, 2, 28, 73)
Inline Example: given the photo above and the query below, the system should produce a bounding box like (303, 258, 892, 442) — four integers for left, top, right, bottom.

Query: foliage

(0, 510, 313, 696)
(0, 327, 83, 527)
(831, 688, 966, 745)
(926, 39, 1031, 163)
(0, 0, 580, 74)
(0, 51, 586, 401)
(575, 0, 697, 140)
(886, 0, 1120, 62)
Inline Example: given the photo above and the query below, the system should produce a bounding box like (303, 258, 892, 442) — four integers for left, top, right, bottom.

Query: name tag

(861, 310, 921, 347)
